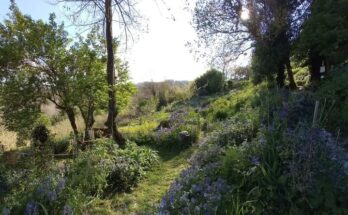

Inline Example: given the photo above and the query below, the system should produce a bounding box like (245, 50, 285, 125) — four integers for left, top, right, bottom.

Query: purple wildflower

(24, 201, 39, 215)
(62, 205, 73, 215)
(2, 208, 11, 215)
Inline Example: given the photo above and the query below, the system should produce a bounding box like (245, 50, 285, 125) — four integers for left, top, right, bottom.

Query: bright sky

(0, 0, 209, 83)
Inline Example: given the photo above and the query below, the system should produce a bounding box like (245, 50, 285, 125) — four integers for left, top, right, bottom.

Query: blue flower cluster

(159, 144, 230, 214)
(281, 126, 348, 189)
(35, 176, 66, 203)
(24, 201, 38, 215)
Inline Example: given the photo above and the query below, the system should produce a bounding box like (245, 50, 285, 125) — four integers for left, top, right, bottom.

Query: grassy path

(92, 147, 195, 214)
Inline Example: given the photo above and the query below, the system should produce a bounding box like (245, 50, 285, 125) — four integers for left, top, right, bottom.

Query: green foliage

(316, 66, 348, 136)
(293, 65, 310, 88)
(194, 69, 225, 95)
(0, 6, 135, 141)
(220, 123, 348, 214)
(32, 125, 50, 147)
(204, 82, 264, 121)
(120, 111, 169, 145)
(115, 60, 137, 113)
(52, 138, 73, 155)
(107, 142, 159, 193)
(251, 41, 283, 85)
(154, 110, 201, 150)
(132, 81, 191, 115)
(295, 0, 348, 65)
(208, 111, 258, 147)
(65, 143, 115, 198)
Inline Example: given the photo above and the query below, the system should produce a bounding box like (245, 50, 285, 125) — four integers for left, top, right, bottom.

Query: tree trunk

(276, 63, 285, 88)
(104, 0, 125, 147)
(65, 107, 79, 137)
(80, 107, 95, 141)
(309, 50, 323, 83)
(285, 58, 297, 90)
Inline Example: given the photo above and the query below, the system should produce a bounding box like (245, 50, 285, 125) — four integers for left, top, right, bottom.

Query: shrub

(65, 143, 115, 197)
(220, 124, 348, 214)
(0, 171, 8, 200)
(52, 139, 73, 155)
(32, 125, 50, 147)
(207, 111, 258, 147)
(107, 142, 159, 192)
(154, 109, 201, 149)
(194, 69, 225, 95)
(253, 88, 315, 128)
(293, 66, 310, 88)
(316, 66, 348, 137)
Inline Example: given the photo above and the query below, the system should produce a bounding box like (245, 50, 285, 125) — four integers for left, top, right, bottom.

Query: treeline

(194, 0, 348, 88)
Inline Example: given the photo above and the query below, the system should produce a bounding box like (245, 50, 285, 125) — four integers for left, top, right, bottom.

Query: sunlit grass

(89, 147, 195, 214)
(0, 125, 17, 151)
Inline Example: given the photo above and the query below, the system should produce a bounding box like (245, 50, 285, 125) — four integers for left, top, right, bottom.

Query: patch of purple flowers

(35, 175, 65, 203)
(24, 201, 39, 215)
(159, 144, 230, 214)
(62, 205, 73, 215)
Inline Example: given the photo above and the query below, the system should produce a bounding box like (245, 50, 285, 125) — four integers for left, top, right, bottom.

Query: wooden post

(312, 101, 320, 127)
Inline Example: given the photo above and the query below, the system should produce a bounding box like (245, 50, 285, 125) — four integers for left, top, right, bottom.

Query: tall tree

(57, 0, 140, 146)
(0, 4, 136, 142)
(193, 0, 311, 88)
(294, 0, 348, 83)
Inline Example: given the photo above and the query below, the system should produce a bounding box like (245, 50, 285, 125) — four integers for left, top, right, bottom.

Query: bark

(285, 58, 297, 90)
(276, 63, 286, 88)
(104, 0, 125, 147)
(79, 106, 95, 141)
(309, 50, 323, 83)
(65, 107, 79, 137)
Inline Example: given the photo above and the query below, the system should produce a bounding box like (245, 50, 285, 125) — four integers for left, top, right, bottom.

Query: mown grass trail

(91, 147, 195, 214)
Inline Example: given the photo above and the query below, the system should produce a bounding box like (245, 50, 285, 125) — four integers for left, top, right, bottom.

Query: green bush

(194, 69, 225, 95)
(208, 111, 258, 147)
(154, 110, 201, 149)
(107, 142, 159, 193)
(293, 66, 310, 87)
(66, 142, 115, 197)
(52, 138, 73, 155)
(316, 66, 348, 137)
(220, 124, 348, 214)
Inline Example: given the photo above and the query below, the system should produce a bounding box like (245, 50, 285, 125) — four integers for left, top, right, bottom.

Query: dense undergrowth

(159, 67, 348, 214)
(1, 67, 348, 215)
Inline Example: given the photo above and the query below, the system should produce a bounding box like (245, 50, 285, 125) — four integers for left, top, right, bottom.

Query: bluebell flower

(47, 190, 57, 202)
(1, 208, 11, 215)
(278, 109, 288, 119)
(57, 178, 66, 192)
(24, 201, 39, 215)
(62, 205, 73, 215)
(251, 156, 260, 166)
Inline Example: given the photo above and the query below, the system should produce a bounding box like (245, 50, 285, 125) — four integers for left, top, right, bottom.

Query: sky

(0, 0, 211, 83)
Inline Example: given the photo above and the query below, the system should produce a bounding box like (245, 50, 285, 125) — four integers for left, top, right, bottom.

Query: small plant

(32, 125, 50, 147)
(194, 69, 225, 96)
(107, 142, 159, 193)
(154, 109, 201, 149)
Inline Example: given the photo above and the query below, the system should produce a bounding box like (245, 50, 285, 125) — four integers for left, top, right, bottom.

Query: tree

(57, 0, 140, 146)
(0, 5, 80, 137)
(0, 4, 136, 142)
(294, 0, 348, 83)
(192, 0, 311, 89)
(71, 34, 136, 140)
(194, 69, 225, 95)
(69, 33, 108, 140)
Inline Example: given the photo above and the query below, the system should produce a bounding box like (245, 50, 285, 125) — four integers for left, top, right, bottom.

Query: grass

(88, 147, 196, 215)
(0, 125, 17, 151)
